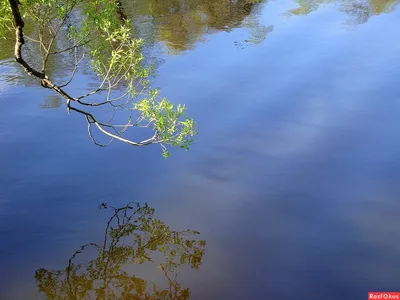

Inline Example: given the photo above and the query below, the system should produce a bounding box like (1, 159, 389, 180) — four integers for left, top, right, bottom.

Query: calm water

(1, 0, 400, 299)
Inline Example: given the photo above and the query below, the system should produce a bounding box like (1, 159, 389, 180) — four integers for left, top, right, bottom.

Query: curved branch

(70, 106, 159, 146)
(8, 0, 46, 79)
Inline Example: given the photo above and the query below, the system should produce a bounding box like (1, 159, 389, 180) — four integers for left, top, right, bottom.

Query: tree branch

(7, 0, 176, 152)
(8, 0, 46, 79)
(69, 106, 160, 146)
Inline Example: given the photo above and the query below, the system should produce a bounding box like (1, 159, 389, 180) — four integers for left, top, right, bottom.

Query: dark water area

(1, 0, 400, 299)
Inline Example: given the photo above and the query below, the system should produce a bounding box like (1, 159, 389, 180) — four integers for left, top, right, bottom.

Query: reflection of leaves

(247, 25, 274, 45)
(235, 24, 274, 49)
(0, 60, 33, 88)
(339, 0, 400, 26)
(39, 95, 63, 109)
(286, 0, 400, 25)
(341, 2, 370, 26)
(123, 0, 267, 53)
(287, 0, 330, 15)
(35, 202, 206, 299)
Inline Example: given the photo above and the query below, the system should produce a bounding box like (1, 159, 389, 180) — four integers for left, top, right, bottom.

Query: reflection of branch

(115, 0, 128, 22)
(35, 202, 206, 299)
(59, 47, 84, 88)
(48, 39, 91, 55)
(66, 242, 100, 297)
(44, 2, 79, 69)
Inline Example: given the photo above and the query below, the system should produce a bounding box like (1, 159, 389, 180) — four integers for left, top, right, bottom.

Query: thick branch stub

(8, 0, 46, 79)
(7, 0, 23, 27)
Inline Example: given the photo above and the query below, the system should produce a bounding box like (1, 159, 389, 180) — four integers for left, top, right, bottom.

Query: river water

(1, 0, 400, 299)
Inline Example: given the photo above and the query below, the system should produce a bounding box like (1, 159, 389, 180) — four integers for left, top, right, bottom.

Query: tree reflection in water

(35, 202, 206, 299)
(123, 0, 270, 53)
(287, 0, 400, 25)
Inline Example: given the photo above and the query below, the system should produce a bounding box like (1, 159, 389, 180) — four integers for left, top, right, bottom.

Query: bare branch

(8, 0, 45, 79)
(59, 49, 84, 88)
(43, 2, 77, 69)
(70, 106, 160, 146)
(86, 116, 114, 147)
(24, 35, 41, 43)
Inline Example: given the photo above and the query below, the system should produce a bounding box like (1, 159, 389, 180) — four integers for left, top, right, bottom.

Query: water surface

(1, 0, 400, 299)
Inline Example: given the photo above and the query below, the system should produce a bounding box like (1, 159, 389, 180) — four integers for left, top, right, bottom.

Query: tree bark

(8, 0, 46, 79)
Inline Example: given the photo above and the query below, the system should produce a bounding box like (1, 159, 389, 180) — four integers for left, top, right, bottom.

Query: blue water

(1, 0, 400, 299)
